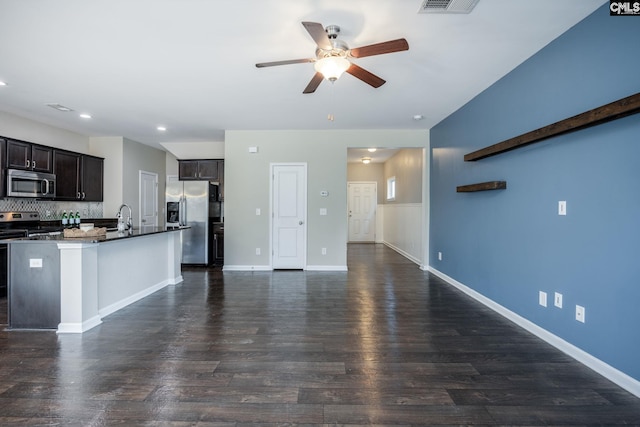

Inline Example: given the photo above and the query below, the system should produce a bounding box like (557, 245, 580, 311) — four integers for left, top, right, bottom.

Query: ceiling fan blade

(303, 72, 324, 94)
(301, 21, 332, 50)
(256, 58, 315, 68)
(346, 63, 386, 88)
(349, 38, 409, 58)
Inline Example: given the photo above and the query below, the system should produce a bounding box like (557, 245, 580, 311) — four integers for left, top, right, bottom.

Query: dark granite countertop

(9, 226, 188, 244)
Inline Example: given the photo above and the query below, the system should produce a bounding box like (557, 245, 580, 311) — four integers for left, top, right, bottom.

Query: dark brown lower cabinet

(212, 222, 224, 265)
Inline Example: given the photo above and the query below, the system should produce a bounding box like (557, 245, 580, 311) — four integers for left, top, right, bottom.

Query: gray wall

(122, 138, 167, 226)
(384, 149, 423, 204)
(0, 110, 89, 153)
(225, 129, 428, 269)
(347, 162, 385, 204)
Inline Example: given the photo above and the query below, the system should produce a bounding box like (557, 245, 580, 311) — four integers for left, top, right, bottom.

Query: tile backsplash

(0, 199, 103, 220)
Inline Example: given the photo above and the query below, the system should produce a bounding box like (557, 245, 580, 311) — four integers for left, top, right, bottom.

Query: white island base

(55, 229, 183, 333)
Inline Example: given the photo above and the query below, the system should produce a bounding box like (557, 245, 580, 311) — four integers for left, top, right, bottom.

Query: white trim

(306, 265, 348, 271)
(98, 280, 169, 319)
(57, 316, 102, 334)
(382, 241, 421, 266)
(223, 265, 272, 271)
(428, 266, 640, 398)
(168, 274, 183, 285)
(139, 170, 159, 228)
(270, 162, 308, 270)
(347, 181, 378, 243)
(421, 147, 429, 271)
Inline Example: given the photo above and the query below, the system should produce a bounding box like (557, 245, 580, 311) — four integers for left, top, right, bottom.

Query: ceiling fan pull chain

(328, 80, 336, 122)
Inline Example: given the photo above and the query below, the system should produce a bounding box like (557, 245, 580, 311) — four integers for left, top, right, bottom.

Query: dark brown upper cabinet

(178, 159, 221, 181)
(6, 139, 53, 173)
(53, 150, 104, 201)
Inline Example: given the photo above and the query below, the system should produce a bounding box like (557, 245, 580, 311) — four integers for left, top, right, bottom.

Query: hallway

(0, 244, 638, 425)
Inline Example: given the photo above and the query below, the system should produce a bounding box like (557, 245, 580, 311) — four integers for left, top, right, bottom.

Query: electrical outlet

(539, 291, 547, 307)
(321, 247, 327, 255)
(255, 248, 261, 255)
(576, 305, 585, 323)
(438, 252, 442, 261)
(29, 258, 43, 268)
(554, 292, 563, 308)
(255, 208, 261, 216)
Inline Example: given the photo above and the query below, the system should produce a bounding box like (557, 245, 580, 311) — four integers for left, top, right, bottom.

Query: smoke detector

(418, 0, 480, 14)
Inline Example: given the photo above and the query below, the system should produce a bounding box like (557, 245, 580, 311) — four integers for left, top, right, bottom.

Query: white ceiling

(0, 0, 605, 155)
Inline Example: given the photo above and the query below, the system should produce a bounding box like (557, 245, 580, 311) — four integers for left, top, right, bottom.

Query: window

(387, 176, 396, 201)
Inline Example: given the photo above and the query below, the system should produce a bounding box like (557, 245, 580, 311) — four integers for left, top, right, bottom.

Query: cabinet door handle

(32, 160, 36, 169)
(77, 192, 81, 199)
(82, 192, 86, 200)
(26, 159, 30, 168)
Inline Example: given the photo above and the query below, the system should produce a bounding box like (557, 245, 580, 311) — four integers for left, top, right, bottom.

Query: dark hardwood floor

(0, 243, 639, 425)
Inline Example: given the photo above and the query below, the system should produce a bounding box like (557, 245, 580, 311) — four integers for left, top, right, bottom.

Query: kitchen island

(8, 226, 185, 333)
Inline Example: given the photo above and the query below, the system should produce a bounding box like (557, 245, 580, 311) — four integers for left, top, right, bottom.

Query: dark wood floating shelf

(457, 181, 507, 193)
(464, 92, 640, 161)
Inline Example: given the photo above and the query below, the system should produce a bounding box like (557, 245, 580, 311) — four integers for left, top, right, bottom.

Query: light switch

(320, 208, 327, 216)
(30, 258, 43, 268)
(255, 208, 261, 216)
(558, 201, 567, 216)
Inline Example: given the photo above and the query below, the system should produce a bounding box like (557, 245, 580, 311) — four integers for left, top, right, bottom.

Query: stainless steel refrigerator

(166, 177, 209, 264)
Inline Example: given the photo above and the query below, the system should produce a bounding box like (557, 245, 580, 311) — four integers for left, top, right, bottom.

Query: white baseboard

(306, 265, 348, 271)
(428, 266, 640, 398)
(223, 265, 272, 271)
(223, 265, 348, 272)
(168, 274, 183, 285)
(57, 315, 102, 334)
(383, 241, 421, 266)
(99, 280, 169, 319)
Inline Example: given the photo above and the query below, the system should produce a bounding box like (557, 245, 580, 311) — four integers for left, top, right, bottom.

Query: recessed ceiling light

(79, 113, 92, 119)
(0, 81, 7, 87)
(361, 157, 371, 164)
(157, 126, 167, 131)
(413, 114, 424, 121)
(367, 148, 377, 152)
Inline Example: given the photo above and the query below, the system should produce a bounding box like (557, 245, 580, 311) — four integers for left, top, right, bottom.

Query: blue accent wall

(430, 4, 640, 381)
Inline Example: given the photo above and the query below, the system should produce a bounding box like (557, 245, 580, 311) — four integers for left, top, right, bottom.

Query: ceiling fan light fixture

(314, 56, 350, 81)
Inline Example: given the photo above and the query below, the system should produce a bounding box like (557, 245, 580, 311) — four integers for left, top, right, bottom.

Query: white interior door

(348, 182, 377, 242)
(139, 171, 158, 228)
(271, 164, 307, 269)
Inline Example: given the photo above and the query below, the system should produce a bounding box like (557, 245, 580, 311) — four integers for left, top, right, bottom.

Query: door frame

(138, 170, 158, 228)
(270, 162, 307, 270)
(347, 181, 377, 243)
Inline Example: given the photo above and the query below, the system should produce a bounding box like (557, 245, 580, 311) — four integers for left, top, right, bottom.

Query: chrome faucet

(116, 203, 133, 232)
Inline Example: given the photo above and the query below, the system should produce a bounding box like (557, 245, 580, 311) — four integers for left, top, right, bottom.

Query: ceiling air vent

(46, 103, 74, 112)
(418, 0, 480, 14)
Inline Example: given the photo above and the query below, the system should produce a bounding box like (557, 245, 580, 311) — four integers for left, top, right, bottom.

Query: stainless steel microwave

(7, 169, 56, 198)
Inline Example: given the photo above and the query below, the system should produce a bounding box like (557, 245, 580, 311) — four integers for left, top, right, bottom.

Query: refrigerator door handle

(181, 195, 187, 226)
(177, 196, 182, 226)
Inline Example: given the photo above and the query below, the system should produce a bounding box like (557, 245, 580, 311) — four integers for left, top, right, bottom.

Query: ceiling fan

(255, 22, 409, 94)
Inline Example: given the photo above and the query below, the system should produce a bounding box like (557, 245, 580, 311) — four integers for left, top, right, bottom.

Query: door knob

(299, 221, 304, 225)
